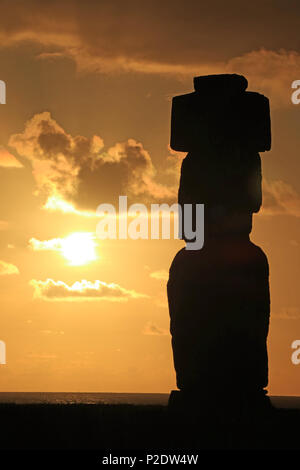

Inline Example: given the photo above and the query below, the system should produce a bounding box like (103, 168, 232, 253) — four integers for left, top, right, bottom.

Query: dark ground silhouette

(0, 402, 299, 450)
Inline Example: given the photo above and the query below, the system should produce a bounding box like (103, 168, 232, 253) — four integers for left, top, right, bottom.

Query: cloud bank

(8, 112, 300, 220)
(1, 1, 299, 105)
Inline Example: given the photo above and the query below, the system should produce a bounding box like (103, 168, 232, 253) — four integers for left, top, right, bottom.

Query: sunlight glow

(60, 232, 97, 266)
(43, 195, 96, 218)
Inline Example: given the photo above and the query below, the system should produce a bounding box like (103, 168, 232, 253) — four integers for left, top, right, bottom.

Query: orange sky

(0, 0, 300, 395)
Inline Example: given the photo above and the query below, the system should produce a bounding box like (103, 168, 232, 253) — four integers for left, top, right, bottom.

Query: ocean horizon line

(0, 391, 299, 408)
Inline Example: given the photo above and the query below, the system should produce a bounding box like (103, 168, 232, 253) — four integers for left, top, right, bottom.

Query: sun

(60, 232, 97, 266)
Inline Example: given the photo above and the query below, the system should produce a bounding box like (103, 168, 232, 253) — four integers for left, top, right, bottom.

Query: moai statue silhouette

(167, 75, 272, 424)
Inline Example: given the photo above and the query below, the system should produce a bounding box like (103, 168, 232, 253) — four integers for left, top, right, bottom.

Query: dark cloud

(0, 1, 299, 108)
(8, 112, 177, 212)
(8, 112, 104, 198)
(143, 321, 169, 336)
(1, 1, 300, 63)
(262, 179, 300, 217)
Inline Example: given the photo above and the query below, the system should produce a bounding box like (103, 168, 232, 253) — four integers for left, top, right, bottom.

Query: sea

(0, 392, 169, 406)
(0, 392, 299, 408)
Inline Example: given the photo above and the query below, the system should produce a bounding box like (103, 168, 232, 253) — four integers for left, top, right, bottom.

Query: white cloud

(150, 269, 169, 281)
(29, 278, 148, 301)
(29, 237, 64, 252)
(28, 232, 98, 266)
(40, 330, 64, 335)
(42, 195, 97, 217)
(0, 260, 19, 276)
(0, 147, 23, 168)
